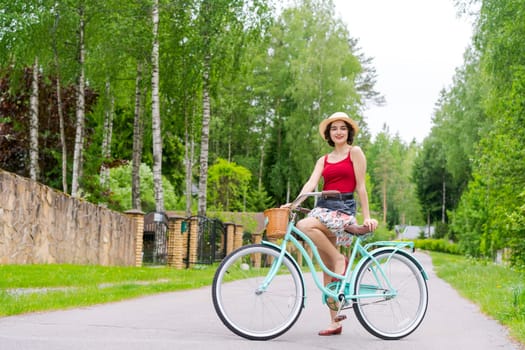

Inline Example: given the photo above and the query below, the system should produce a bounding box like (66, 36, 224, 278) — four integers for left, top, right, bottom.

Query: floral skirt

(308, 207, 356, 247)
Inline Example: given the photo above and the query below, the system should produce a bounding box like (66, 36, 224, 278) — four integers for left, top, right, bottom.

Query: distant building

(395, 225, 434, 240)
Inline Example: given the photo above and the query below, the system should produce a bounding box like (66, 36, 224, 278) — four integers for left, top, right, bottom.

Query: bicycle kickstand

(334, 294, 347, 322)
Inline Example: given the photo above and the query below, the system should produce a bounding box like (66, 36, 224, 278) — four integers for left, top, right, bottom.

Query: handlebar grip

(344, 224, 370, 235)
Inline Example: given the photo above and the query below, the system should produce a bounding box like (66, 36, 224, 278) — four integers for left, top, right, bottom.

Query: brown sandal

(318, 326, 342, 336)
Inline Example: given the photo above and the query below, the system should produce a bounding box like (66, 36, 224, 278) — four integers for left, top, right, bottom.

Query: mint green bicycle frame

(259, 215, 428, 307)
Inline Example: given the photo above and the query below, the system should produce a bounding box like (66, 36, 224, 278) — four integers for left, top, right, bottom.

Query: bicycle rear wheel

(212, 244, 305, 340)
(353, 249, 428, 340)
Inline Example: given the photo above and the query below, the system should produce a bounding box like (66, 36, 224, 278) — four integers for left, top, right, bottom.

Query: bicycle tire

(353, 249, 428, 340)
(212, 244, 305, 340)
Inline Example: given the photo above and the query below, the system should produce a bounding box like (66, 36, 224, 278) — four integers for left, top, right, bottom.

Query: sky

(333, 0, 474, 143)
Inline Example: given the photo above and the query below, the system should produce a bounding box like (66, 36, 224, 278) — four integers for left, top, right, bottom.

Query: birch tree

(151, 0, 164, 212)
(195, 0, 272, 216)
(71, 4, 86, 197)
(51, 6, 68, 193)
(29, 56, 39, 181)
(196, 0, 212, 217)
(132, 62, 145, 210)
(99, 81, 114, 189)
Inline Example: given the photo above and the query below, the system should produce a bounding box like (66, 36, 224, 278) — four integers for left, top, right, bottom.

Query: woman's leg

(296, 217, 346, 332)
(296, 217, 345, 275)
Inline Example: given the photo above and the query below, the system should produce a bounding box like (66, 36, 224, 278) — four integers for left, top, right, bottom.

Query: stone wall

(0, 169, 137, 266)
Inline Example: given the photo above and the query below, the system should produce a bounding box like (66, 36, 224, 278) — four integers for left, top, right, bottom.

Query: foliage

(246, 186, 276, 212)
(259, 0, 381, 204)
(107, 163, 179, 213)
(0, 67, 98, 187)
(209, 211, 260, 234)
(508, 192, 525, 268)
(413, 239, 462, 255)
(418, 0, 525, 266)
(412, 134, 458, 224)
(207, 158, 252, 212)
(433, 222, 449, 239)
(2, 0, 497, 252)
(368, 127, 423, 228)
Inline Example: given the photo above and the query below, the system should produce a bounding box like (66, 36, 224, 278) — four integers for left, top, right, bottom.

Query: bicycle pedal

(334, 314, 347, 322)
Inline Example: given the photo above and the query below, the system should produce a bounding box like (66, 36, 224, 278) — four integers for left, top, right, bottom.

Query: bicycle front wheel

(212, 244, 305, 340)
(353, 249, 428, 340)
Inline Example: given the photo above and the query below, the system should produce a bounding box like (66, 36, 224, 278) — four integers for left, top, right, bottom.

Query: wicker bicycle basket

(263, 207, 290, 239)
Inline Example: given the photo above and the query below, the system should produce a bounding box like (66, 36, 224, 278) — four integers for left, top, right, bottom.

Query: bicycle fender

(261, 240, 307, 302)
(351, 247, 429, 288)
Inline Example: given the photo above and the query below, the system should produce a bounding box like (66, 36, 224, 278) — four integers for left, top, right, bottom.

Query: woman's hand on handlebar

(363, 218, 378, 231)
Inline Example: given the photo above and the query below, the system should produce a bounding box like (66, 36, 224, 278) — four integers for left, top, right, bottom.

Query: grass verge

(0, 264, 216, 317)
(430, 251, 525, 345)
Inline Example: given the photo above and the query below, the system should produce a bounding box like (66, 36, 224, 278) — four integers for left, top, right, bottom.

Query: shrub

(413, 239, 462, 255)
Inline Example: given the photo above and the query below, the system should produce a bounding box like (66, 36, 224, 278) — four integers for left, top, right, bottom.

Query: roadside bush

(413, 238, 462, 255)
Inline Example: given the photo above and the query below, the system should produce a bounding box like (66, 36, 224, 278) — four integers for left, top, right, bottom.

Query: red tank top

(322, 152, 356, 193)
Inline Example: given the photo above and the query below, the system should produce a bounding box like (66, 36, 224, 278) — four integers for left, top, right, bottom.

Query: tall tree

(132, 62, 145, 210)
(197, 0, 211, 217)
(261, 0, 380, 204)
(99, 81, 114, 190)
(151, 0, 164, 212)
(0, 0, 56, 181)
(51, 4, 68, 193)
(71, 4, 86, 197)
(29, 56, 39, 181)
(195, 0, 273, 216)
(369, 126, 395, 224)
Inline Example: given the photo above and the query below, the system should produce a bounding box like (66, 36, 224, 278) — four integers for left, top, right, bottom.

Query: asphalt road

(0, 252, 523, 350)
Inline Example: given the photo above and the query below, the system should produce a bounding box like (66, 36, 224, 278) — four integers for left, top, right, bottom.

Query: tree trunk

(99, 81, 114, 190)
(71, 6, 86, 197)
(52, 6, 68, 193)
(132, 61, 144, 210)
(442, 176, 446, 223)
(184, 110, 194, 217)
(29, 56, 39, 181)
(55, 68, 67, 193)
(198, 54, 211, 217)
(258, 142, 264, 190)
(382, 179, 387, 224)
(151, 0, 164, 213)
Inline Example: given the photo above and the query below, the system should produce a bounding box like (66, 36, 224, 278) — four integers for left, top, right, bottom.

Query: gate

(143, 212, 169, 265)
(186, 216, 226, 266)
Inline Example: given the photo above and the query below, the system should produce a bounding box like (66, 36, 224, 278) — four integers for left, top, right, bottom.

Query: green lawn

(0, 264, 216, 316)
(430, 251, 525, 345)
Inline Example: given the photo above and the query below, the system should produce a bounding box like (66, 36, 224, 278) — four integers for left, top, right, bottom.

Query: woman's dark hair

(324, 121, 355, 147)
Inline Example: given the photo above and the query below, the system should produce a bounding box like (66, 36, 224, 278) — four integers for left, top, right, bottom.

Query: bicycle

(212, 191, 429, 341)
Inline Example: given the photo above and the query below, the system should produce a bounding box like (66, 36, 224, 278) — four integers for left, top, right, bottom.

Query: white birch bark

(52, 4, 68, 193)
(71, 7, 86, 197)
(132, 62, 144, 210)
(29, 57, 39, 181)
(184, 113, 193, 217)
(198, 57, 211, 217)
(100, 81, 114, 189)
(151, 0, 164, 212)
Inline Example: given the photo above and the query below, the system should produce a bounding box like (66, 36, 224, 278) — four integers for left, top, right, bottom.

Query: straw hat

(319, 112, 359, 138)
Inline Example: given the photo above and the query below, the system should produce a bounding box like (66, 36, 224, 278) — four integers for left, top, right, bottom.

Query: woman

(285, 111, 378, 336)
